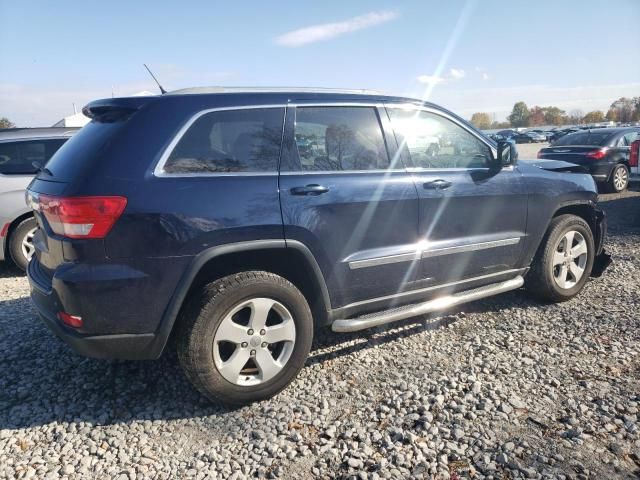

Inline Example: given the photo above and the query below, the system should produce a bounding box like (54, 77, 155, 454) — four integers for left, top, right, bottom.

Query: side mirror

(496, 140, 518, 167)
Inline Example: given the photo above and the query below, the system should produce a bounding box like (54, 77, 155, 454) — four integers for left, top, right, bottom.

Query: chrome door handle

(290, 184, 330, 196)
(423, 179, 452, 190)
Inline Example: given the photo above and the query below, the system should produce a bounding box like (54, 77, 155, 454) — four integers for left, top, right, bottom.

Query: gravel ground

(1, 188, 639, 480)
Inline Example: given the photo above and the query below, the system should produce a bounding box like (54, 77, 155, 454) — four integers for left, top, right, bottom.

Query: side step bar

(331, 276, 524, 333)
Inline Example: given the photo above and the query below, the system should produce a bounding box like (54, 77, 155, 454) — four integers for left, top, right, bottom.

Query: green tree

(527, 106, 545, 126)
(469, 112, 492, 129)
(541, 106, 565, 126)
(567, 109, 584, 125)
(507, 102, 529, 127)
(0, 117, 15, 128)
(582, 111, 606, 124)
(608, 97, 638, 123)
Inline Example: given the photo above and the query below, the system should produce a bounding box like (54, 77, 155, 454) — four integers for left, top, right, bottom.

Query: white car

(0, 128, 78, 270)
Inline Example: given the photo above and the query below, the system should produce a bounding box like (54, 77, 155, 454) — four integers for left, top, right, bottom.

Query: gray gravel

(1, 189, 639, 479)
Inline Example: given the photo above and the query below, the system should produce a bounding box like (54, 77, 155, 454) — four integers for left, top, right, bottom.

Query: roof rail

(167, 86, 384, 96)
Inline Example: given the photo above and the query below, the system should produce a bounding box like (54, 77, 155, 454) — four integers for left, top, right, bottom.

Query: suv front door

(279, 103, 420, 310)
(386, 104, 527, 291)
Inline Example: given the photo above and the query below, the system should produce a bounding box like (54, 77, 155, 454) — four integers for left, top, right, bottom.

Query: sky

(1, 0, 639, 127)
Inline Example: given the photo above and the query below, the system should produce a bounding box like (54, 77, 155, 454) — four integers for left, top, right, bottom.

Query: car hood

(519, 159, 588, 174)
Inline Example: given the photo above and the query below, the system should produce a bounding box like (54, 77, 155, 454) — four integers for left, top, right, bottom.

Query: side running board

(331, 276, 524, 333)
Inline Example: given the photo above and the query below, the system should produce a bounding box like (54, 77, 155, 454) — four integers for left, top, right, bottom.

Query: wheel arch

(151, 240, 332, 357)
(551, 200, 605, 257)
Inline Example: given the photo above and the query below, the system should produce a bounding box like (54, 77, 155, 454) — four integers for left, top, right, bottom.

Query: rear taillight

(585, 148, 609, 160)
(630, 140, 639, 167)
(58, 311, 83, 328)
(39, 195, 127, 239)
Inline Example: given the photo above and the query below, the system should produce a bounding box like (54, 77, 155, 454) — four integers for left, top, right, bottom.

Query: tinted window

(0, 139, 66, 175)
(389, 108, 492, 169)
(621, 131, 639, 146)
(45, 122, 121, 180)
(293, 107, 389, 171)
(164, 108, 284, 174)
(554, 131, 613, 146)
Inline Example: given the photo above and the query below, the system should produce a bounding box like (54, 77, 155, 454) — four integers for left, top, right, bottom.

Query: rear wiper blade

(32, 161, 53, 177)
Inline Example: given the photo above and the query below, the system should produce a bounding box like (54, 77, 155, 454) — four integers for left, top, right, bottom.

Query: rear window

(0, 139, 66, 175)
(554, 131, 613, 146)
(44, 122, 123, 180)
(163, 108, 284, 174)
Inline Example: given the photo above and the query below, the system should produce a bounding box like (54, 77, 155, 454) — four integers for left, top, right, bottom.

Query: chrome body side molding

(348, 237, 521, 270)
(331, 275, 524, 333)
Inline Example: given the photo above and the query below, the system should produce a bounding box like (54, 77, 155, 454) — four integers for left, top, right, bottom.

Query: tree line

(470, 97, 640, 130)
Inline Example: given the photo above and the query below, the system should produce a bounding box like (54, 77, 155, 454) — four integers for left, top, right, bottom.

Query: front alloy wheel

(552, 230, 588, 289)
(525, 214, 595, 303)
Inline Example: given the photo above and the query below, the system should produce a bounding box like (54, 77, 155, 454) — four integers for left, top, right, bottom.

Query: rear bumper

(27, 256, 189, 360)
(586, 162, 614, 181)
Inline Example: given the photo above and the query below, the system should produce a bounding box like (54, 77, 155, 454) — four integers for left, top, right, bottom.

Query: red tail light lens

(58, 311, 83, 328)
(630, 140, 639, 167)
(585, 148, 608, 160)
(39, 196, 127, 239)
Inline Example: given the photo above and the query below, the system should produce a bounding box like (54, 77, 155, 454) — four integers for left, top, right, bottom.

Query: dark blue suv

(26, 88, 610, 404)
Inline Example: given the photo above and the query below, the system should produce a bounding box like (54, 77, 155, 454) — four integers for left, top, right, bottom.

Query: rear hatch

(26, 97, 151, 282)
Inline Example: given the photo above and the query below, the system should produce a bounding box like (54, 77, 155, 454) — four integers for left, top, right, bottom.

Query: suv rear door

(279, 102, 420, 309)
(386, 104, 527, 289)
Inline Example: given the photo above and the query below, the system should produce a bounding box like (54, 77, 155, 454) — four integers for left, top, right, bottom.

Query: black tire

(606, 164, 629, 193)
(525, 214, 594, 303)
(177, 271, 313, 405)
(8, 217, 37, 272)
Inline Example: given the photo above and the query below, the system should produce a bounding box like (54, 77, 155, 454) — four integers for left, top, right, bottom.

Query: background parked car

(537, 127, 639, 192)
(530, 129, 554, 141)
(0, 128, 78, 270)
(513, 131, 546, 143)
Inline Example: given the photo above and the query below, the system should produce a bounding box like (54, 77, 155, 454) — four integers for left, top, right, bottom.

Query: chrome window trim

(0, 136, 74, 144)
(153, 104, 287, 178)
(348, 237, 521, 269)
(385, 103, 498, 161)
(341, 268, 523, 310)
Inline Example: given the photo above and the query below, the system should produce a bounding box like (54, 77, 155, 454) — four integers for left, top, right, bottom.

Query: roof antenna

(143, 63, 167, 94)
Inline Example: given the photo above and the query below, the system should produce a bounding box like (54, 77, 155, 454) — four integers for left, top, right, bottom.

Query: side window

(293, 107, 389, 171)
(622, 132, 639, 146)
(0, 139, 66, 175)
(164, 108, 284, 174)
(388, 108, 492, 169)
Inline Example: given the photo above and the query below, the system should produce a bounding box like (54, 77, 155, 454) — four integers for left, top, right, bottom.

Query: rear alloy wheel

(8, 217, 38, 272)
(177, 271, 313, 405)
(608, 164, 629, 193)
(525, 214, 594, 302)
